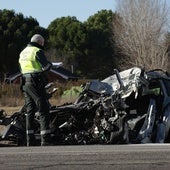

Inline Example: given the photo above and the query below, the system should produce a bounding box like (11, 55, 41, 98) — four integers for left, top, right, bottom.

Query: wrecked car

(0, 67, 170, 146)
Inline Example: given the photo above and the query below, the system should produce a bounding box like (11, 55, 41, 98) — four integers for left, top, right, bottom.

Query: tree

(48, 10, 119, 79)
(0, 9, 48, 80)
(81, 10, 117, 79)
(47, 16, 87, 71)
(113, 0, 170, 70)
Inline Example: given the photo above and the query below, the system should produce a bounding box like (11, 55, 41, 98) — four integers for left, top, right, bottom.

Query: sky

(1, 0, 117, 28)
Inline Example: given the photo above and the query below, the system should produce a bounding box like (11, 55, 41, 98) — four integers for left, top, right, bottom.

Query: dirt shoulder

(1, 106, 22, 116)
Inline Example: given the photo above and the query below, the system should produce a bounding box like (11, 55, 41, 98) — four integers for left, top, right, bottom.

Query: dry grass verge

(1, 106, 22, 116)
(0, 80, 86, 116)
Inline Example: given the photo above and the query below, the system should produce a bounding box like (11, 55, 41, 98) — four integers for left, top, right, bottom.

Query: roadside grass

(0, 80, 87, 115)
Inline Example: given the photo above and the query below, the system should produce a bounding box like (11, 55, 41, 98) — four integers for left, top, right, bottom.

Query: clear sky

(1, 0, 117, 28)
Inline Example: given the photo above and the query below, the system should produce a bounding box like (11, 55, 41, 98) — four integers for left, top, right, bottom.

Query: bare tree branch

(113, 0, 170, 70)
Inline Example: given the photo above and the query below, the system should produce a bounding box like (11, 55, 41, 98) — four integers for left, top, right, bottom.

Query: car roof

(146, 69, 170, 81)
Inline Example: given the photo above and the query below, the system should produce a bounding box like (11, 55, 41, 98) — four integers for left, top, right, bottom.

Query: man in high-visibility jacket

(19, 34, 52, 146)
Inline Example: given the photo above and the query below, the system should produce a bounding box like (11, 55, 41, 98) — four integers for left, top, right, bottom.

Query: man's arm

(36, 50, 52, 71)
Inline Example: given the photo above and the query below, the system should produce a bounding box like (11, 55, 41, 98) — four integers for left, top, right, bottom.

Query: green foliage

(62, 86, 82, 99)
(78, 10, 117, 79)
(48, 16, 88, 70)
(0, 9, 48, 80)
(47, 10, 118, 79)
(0, 9, 124, 81)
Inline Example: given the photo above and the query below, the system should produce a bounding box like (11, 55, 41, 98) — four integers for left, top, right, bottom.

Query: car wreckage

(0, 67, 170, 146)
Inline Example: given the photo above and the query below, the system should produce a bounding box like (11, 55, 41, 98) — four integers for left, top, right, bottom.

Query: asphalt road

(0, 144, 170, 170)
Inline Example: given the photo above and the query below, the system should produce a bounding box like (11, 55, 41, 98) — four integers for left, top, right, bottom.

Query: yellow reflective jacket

(19, 46, 42, 74)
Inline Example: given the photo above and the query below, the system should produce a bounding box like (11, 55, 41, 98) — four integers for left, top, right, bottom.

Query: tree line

(0, 0, 170, 81)
(0, 9, 117, 80)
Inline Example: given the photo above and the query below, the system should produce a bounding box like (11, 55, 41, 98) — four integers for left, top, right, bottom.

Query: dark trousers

(23, 80, 50, 146)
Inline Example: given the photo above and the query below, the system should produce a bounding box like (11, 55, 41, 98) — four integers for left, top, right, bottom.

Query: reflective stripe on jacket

(19, 46, 42, 74)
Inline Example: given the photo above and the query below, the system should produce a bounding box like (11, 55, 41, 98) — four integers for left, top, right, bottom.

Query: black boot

(41, 134, 53, 146)
(27, 134, 36, 146)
